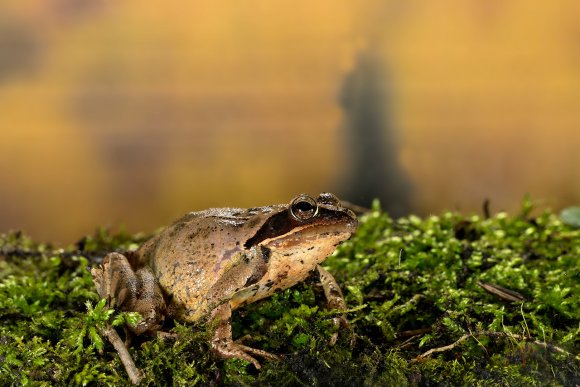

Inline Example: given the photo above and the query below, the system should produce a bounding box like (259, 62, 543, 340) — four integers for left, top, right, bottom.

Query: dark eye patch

(244, 212, 297, 248)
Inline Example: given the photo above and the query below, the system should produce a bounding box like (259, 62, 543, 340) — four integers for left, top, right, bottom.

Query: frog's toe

(212, 339, 278, 369)
(235, 343, 279, 362)
(329, 315, 355, 347)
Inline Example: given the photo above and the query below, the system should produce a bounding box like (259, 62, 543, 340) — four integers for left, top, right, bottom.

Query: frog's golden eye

(290, 194, 318, 221)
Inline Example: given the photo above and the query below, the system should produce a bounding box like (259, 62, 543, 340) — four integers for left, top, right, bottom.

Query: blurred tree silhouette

(339, 50, 412, 216)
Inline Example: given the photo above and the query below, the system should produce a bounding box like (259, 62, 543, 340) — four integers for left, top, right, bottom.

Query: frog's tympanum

(92, 193, 357, 369)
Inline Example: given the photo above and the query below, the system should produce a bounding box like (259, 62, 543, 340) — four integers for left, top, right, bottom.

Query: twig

(476, 281, 527, 302)
(397, 335, 419, 350)
(340, 200, 371, 215)
(413, 333, 472, 361)
(101, 325, 143, 385)
(413, 330, 575, 362)
(397, 327, 432, 338)
(489, 332, 573, 356)
(483, 199, 491, 219)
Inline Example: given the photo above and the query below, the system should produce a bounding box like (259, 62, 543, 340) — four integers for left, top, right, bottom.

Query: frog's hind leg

(91, 252, 138, 310)
(91, 252, 166, 335)
(210, 303, 278, 369)
(131, 266, 167, 335)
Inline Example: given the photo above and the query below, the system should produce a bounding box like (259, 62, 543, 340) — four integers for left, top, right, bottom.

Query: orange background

(0, 1, 579, 244)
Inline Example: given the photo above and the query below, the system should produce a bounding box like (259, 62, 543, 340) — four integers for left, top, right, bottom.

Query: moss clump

(1, 201, 579, 385)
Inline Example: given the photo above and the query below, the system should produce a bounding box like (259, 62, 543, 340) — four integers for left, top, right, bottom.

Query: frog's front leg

(210, 302, 278, 369)
(205, 246, 278, 368)
(91, 252, 166, 335)
(316, 265, 351, 345)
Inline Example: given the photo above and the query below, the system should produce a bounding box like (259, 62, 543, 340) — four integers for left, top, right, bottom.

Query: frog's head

(245, 193, 358, 270)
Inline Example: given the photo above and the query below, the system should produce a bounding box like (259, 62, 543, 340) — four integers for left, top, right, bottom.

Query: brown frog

(92, 193, 357, 370)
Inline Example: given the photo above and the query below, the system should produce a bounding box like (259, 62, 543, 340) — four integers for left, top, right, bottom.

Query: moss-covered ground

(1, 200, 579, 385)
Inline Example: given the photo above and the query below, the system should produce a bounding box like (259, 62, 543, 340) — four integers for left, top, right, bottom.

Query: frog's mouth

(244, 208, 357, 249)
(258, 222, 355, 250)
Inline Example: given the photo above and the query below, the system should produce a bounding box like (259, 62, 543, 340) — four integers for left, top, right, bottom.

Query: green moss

(1, 202, 579, 385)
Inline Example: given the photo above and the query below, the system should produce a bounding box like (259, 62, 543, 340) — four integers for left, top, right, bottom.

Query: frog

(91, 193, 357, 370)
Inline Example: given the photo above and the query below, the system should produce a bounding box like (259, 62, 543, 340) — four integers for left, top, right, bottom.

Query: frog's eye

(290, 195, 318, 221)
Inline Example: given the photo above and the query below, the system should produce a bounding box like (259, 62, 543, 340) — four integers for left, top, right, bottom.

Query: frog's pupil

(296, 201, 313, 212)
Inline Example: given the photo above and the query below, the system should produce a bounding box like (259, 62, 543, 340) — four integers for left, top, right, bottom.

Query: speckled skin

(92, 193, 357, 368)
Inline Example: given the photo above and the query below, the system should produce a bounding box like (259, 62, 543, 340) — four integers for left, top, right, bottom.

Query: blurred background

(0, 1, 579, 245)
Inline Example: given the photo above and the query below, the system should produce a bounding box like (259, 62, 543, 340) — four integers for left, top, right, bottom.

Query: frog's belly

(229, 260, 313, 310)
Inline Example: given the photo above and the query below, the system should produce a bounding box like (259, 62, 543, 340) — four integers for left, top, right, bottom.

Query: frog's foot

(92, 252, 166, 336)
(212, 337, 278, 369)
(210, 304, 278, 369)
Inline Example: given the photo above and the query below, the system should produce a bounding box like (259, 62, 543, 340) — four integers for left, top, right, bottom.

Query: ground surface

(1, 199, 579, 385)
